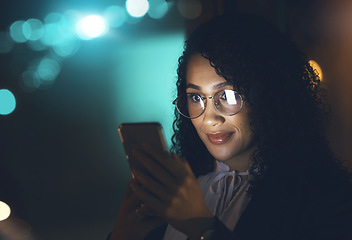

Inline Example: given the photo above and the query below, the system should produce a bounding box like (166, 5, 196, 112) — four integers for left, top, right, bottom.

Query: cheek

(191, 118, 201, 131)
(228, 116, 253, 142)
(191, 118, 207, 141)
(240, 123, 254, 146)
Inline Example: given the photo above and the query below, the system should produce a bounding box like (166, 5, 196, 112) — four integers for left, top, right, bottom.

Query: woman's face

(186, 54, 255, 171)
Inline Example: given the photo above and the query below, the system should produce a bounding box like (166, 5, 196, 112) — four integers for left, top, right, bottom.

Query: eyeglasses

(173, 89, 243, 119)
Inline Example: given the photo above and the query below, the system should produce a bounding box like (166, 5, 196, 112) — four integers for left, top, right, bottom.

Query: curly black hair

(171, 14, 351, 191)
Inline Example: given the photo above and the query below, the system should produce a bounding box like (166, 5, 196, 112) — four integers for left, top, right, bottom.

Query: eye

(219, 91, 227, 100)
(215, 90, 238, 105)
(187, 93, 202, 103)
(217, 91, 229, 103)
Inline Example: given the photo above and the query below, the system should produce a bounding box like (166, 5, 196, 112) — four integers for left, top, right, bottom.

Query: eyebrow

(186, 82, 232, 90)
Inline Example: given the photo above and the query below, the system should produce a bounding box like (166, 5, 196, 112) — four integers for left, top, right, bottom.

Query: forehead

(186, 54, 228, 88)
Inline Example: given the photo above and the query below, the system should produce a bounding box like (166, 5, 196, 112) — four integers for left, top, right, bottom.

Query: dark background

(1, 0, 351, 239)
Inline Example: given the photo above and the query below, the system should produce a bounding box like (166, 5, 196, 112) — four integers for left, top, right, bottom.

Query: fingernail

(131, 169, 136, 178)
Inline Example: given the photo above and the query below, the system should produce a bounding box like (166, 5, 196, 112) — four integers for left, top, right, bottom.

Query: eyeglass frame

(173, 89, 244, 119)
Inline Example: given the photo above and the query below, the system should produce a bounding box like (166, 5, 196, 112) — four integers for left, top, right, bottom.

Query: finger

(134, 168, 170, 201)
(171, 152, 194, 176)
(133, 150, 175, 185)
(139, 203, 158, 217)
(142, 144, 188, 178)
(131, 180, 165, 216)
(124, 181, 145, 208)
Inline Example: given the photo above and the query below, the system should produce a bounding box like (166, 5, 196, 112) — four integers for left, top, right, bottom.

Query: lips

(207, 132, 234, 145)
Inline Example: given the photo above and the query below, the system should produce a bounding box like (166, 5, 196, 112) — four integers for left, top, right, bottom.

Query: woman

(110, 14, 352, 240)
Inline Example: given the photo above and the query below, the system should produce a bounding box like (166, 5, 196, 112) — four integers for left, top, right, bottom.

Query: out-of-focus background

(0, 0, 351, 239)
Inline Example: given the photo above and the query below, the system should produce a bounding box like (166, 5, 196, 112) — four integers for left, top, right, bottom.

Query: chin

(207, 148, 235, 162)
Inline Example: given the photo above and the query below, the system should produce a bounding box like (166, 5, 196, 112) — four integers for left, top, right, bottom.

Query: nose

(201, 98, 225, 126)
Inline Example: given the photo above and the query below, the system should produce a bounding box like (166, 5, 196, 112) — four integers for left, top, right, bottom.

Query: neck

(223, 145, 256, 172)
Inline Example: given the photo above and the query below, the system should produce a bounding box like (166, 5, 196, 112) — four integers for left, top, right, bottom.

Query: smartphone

(118, 122, 168, 178)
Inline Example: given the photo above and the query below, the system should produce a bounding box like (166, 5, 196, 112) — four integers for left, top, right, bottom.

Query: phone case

(118, 122, 168, 177)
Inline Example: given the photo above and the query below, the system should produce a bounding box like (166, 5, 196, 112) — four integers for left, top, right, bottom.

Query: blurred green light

(0, 89, 16, 115)
(148, 0, 168, 19)
(41, 12, 74, 47)
(21, 70, 41, 91)
(45, 12, 65, 24)
(37, 57, 61, 82)
(76, 15, 108, 40)
(104, 5, 127, 28)
(40, 23, 61, 46)
(53, 37, 80, 58)
(126, 0, 149, 18)
(22, 19, 45, 41)
(9, 21, 27, 43)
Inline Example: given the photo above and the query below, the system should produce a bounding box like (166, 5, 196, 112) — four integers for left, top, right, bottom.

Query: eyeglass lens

(176, 90, 242, 119)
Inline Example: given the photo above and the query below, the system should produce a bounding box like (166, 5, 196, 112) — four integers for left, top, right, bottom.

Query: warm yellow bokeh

(309, 60, 323, 81)
(0, 201, 11, 221)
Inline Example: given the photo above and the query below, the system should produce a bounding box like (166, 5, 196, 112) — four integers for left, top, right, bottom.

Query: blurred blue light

(41, 12, 75, 47)
(21, 70, 41, 91)
(22, 19, 45, 41)
(0, 31, 14, 53)
(104, 5, 127, 28)
(0, 89, 16, 115)
(76, 15, 108, 40)
(45, 12, 66, 25)
(53, 37, 80, 58)
(148, 0, 168, 19)
(37, 57, 61, 82)
(40, 22, 62, 46)
(9, 21, 27, 43)
(126, 0, 149, 18)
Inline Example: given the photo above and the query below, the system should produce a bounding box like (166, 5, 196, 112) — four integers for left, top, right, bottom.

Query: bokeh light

(76, 15, 108, 40)
(178, 0, 202, 19)
(22, 19, 45, 41)
(41, 12, 74, 47)
(53, 37, 80, 58)
(0, 217, 32, 239)
(21, 70, 41, 91)
(37, 57, 61, 82)
(104, 5, 128, 28)
(38, 24, 58, 46)
(0, 201, 11, 221)
(9, 21, 27, 43)
(126, 0, 149, 18)
(0, 31, 14, 53)
(0, 89, 16, 115)
(309, 60, 323, 81)
(20, 57, 61, 91)
(148, 0, 168, 19)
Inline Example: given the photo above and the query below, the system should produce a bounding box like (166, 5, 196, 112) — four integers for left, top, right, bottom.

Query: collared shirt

(163, 161, 251, 240)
